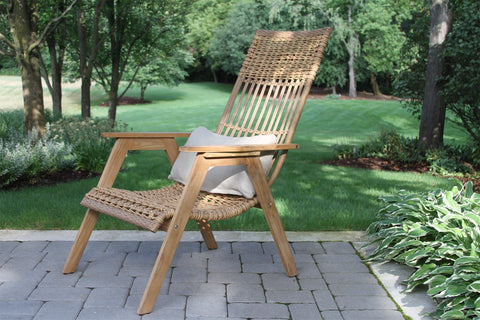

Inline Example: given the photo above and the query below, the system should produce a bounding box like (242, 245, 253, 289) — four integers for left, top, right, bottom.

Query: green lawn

(0, 79, 466, 231)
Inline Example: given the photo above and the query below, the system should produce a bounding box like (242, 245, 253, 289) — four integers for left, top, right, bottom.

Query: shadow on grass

(270, 156, 460, 231)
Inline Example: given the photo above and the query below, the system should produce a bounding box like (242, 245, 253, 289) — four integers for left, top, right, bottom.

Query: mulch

(3, 170, 99, 191)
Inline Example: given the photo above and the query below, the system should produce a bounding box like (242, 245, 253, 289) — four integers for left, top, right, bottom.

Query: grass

(0, 77, 467, 231)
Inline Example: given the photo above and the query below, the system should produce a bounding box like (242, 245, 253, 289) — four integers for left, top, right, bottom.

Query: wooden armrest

(179, 143, 299, 153)
(101, 132, 190, 138)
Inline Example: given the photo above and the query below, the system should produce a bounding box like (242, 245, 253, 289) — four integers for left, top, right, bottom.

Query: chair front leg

(63, 138, 130, 274)
(63, 209, 100, 273)
(137, 155, 210, 315)
(246, 157, 298, 277)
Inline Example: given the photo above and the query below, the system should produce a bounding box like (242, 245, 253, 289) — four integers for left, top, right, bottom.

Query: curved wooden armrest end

(101, 132, 190, 139)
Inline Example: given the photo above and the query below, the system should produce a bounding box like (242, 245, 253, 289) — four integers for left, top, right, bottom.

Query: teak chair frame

(63, 28, 332, 315)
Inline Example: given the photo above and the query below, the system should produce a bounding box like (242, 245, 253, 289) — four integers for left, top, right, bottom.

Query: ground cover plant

(0, 78, 467, 230)
(367, 182, 480, 319)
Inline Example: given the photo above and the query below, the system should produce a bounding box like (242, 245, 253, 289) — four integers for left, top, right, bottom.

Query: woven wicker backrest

(216, 28, 332, 144)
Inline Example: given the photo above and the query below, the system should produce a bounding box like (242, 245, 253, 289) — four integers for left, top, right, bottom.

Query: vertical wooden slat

(277, 82, 303, 143)
(217, 80, 244, 135)
(237, 81, 263, 136)
(259, 82, 282, 135)
(245, 83, 268, 134)
(228, 81, 255, 136)
(252, 82, 275, 135)
(266, 82, 293, 136)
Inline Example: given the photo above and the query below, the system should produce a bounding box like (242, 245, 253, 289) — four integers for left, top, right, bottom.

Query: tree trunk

(20, 52, 46, 136)
(347, 6, 357, 98)
(80, 76, 92, 119)
(107, 92, 118, 122)
(77, 4, 90, 120)
(8, 0, 46, 136)
(347, 43, 357, 98)
(140, 86, 146, 102)
(77, 0, 105, 120)
(418, 0, 452, 149)
(211, 69, 218, 83)
(46, 33, 65, 118)
(106, 0, 121, 122)
(370, 72, 381, 96)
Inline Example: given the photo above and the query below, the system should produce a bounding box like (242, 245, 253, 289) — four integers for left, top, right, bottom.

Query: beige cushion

(168, 127, 276, 198)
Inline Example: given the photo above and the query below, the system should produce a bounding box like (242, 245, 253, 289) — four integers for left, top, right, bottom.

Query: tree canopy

(1, 0, 479, 148)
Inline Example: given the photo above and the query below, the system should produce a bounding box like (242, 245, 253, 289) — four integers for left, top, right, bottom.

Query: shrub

(332, 143, 356, 160)
(0, 110, 24, 141)
(49, 117, 123, 173)
(0, 111, 128, 188)
(358, 129, 421, 163)
(0, 141, 31, 188)
(367, 182, 480, 319)
(427, 148, 474, 176)
(331, 129, 479, 178)
(0, 127, 75, 188)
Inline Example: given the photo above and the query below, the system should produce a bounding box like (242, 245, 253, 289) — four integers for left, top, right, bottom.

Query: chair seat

(81, 183, 258, 232)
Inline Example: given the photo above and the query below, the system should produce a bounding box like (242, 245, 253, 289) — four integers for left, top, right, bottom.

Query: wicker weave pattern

(82, 183, 258, 232)
(239, 29, 330, 81)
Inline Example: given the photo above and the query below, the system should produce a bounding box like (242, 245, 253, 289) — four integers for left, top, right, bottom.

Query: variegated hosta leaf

(366, 183, 480, 319)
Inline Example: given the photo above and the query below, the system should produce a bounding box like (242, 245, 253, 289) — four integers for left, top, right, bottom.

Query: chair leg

(137, 221, 187, 315)
(261, 198, 298, 276)
(196, 219, 218, 250)
(246, 157, 298, 277)
(137, 156, 210, 315)
(137, 205, 203, 315)
(63, 209, 100, 273)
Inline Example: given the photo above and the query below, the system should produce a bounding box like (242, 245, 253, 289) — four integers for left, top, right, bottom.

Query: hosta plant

(367, 182, 480, 319)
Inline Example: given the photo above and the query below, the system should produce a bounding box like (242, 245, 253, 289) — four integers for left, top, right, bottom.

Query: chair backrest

(217, 28, 332, 144)
(216, 28, 332, 185)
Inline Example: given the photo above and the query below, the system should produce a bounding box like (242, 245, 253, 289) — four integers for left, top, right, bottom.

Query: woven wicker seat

(81, 183, 258, 232)
(63, 28, 332, 315)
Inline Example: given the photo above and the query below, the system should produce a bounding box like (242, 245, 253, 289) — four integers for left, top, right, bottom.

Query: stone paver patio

(0, 231, 435, 320)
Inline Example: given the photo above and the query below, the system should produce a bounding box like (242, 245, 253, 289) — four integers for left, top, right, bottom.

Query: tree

(39, 0, 71, 118)
(208, 1, 269, 78)
(393, 4, 429, 115)
(186, 0, 237, 81)
(441, 0, 480, 142)
(2, 1, 46, 135)
(267, 0, 361, 97)
(126, 45, 193, 102)
(356, 0, 407, 96)
(418, 0, 452, 149)
(394, 1, 479, 145)
(265, 0, 347, 93)
(74, 0, 106, 120)
(0, 0, 75, 135)
(321, 0, 363, 98)
(93, 0, 190, 122)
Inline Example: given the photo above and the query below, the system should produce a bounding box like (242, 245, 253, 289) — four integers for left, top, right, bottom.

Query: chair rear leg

(246, 157, 298, 277)
(63, 209, 100, 273)
(196, 219, 218, 250)
(260, 200, 298, 276)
